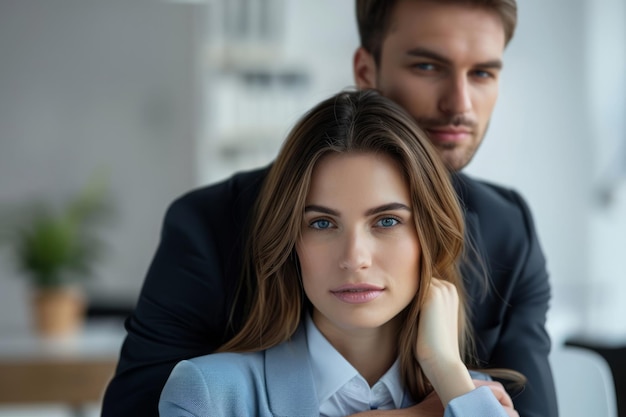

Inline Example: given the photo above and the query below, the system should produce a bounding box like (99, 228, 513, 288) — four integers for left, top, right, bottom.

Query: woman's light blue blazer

(159, 325, 508, 417)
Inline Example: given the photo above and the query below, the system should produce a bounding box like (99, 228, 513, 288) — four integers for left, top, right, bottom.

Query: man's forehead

(382, 1, 507, 58)
(385, 1, 506, 42)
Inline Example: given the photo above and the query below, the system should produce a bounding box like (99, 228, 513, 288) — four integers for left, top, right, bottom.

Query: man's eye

(310, 219, 332, 229)
(473, 70, 493, 78)
(413, 63, 436, 71)
(376, 217, 399, 228)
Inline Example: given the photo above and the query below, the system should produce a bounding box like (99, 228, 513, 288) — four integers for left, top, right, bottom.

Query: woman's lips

(330, 284, 384, 304)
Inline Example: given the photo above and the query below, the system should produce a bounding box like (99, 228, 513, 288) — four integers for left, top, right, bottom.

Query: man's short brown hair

(356, 0, 517, 64)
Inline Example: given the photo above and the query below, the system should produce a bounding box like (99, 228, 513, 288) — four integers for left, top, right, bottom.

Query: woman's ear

(353, 47, 378, 89)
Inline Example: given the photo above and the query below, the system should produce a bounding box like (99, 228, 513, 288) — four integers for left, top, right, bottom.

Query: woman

(159, 90, 520, 416)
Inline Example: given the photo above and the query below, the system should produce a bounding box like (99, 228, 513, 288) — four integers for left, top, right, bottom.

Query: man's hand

(348, 390, 444, 416)
(347, 379, 518, 416)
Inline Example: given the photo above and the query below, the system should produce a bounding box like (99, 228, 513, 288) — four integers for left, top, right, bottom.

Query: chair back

(550, 345, 618, 417)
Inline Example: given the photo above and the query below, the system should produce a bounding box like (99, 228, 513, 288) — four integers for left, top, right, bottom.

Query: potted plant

(1, 177, 112, 337)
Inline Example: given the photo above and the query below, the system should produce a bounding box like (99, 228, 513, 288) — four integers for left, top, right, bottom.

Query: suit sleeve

(445, 386, 509, 417)
(490, 190, 558, 417)
(101, 170, 263, 417)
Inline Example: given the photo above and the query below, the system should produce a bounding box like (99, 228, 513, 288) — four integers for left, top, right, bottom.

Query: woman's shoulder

(160, 351, 268, 413)
(178, 350, 266, 383)
(161, 352, 265, 406)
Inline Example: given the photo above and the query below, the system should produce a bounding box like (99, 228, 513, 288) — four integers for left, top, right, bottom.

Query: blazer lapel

(451, 173, 488, 303)
(453, 176, 500, 361)
(265, 325, 319, 417)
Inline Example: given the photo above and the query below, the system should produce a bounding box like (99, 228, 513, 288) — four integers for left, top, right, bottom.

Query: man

(102, 1, 557, 416)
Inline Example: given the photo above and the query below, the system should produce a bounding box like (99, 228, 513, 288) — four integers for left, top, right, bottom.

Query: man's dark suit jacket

(101, 166, 558, 417)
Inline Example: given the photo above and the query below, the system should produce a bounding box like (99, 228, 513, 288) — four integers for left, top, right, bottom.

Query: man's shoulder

(174, 166, 270, 209)
(161, 165, 270, 223)
(454, 173, 533, 225)
(456, 173, 547, 280)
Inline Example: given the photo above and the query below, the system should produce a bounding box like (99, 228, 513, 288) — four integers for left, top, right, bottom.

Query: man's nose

(338, 229, 372, 271)
(438, 74, 472, 115)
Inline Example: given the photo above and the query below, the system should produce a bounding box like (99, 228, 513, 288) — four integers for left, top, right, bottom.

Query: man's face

(354, 0, 506, 171)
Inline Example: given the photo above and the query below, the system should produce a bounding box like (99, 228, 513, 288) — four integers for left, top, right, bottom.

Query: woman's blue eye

(377, 217, 399, 228)
(311, 219, 332, 229)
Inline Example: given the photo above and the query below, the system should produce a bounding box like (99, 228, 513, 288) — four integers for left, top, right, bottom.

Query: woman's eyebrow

(304, 205, 339, 216)
(304, 202, 410, 216)
(365, 202, 411, 216)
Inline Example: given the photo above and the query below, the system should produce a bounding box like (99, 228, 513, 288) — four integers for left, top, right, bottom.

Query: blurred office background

(0, 0, 624, 415)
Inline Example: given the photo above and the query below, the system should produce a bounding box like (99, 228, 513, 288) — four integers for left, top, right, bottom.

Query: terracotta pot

(32, 288, 86, 337)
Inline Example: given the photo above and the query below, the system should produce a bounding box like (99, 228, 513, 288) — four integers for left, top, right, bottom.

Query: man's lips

(425, 127, 473, 143)
(331, 284, 384, 304)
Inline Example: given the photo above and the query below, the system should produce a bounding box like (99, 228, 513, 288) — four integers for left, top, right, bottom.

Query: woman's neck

(312, 313, 401, 386)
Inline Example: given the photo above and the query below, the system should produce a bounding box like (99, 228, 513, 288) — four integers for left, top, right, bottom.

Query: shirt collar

(377, 359, 404, 407)
(305, 314, 405, 408)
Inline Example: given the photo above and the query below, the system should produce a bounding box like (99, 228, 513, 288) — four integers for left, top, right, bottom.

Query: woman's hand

(416, 278, 474, 407)
(416, 278, 462, 368)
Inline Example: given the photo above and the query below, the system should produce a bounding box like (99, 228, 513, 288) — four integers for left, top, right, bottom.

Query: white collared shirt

(305, 315, 408, 416)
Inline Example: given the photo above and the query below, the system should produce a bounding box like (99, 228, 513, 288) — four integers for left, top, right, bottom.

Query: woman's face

(297, 152, 421, 337)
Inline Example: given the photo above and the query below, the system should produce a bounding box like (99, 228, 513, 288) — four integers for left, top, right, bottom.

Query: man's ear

(353, 47, 378, 89)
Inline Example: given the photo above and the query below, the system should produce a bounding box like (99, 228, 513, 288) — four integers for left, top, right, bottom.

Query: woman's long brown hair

(220, 89, 521, 402)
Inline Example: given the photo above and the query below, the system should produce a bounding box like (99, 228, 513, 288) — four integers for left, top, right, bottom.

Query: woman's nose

(338, 230, 372, 271)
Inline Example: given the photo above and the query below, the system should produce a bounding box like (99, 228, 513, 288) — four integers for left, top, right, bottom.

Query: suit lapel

(452, 173, 488, 301)
(265, 325, 319, 416)
(452, 175, 500, 362)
